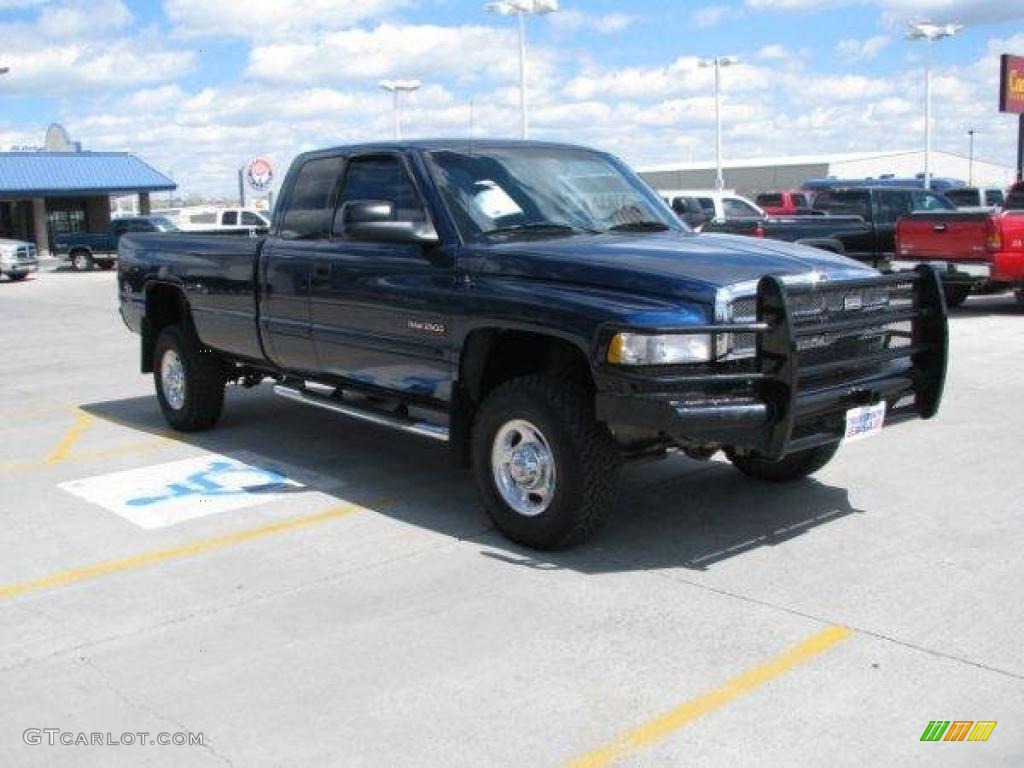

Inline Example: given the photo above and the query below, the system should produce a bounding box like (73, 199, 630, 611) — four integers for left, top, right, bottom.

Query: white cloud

(549, 11, 638, 35)
(38, 0, 131, 38)
(836, 35, 891, 60)
(246, 24, 531, 84)
(692, 5, 733, 28)
(0, 1, 194, 94)
(757, 44, 791, 61)
(747, 0, 1024, 23)
(163, 0, 411, 38)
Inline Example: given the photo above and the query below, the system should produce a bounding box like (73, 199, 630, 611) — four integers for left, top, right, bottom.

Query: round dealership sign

(245, 156, 274, 192)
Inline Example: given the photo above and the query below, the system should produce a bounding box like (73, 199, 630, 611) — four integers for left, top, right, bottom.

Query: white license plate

(843, 402, 886, 443)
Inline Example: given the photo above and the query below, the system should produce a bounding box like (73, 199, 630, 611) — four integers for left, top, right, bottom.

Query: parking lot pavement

(1, 269, 1022, 767)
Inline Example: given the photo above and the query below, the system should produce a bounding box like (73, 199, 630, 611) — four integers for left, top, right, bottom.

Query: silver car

(0, 238, 39, 281)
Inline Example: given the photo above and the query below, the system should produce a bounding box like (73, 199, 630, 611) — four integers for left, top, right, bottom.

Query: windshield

(425, 146, 681, 240)
(149, 217, 179, 232)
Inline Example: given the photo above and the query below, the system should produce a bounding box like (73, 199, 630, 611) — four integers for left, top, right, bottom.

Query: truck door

(310, 153, 455, 403)
(259, 155, 345, 374)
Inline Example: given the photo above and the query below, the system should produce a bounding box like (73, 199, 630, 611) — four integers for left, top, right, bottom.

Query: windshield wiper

(605, 220, 671, 233)
(483, 222, 597, 238)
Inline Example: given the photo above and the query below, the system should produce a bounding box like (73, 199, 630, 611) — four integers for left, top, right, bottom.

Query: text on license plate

(843, 402, 886, 443)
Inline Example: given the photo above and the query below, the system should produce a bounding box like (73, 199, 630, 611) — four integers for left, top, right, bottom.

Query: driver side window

(333, 156, 425, 237)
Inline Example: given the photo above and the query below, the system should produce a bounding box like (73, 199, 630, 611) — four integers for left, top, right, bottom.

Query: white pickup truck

(157, 207, 271, 233)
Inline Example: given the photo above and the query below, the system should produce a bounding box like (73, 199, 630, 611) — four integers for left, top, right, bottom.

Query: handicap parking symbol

(59, 454, 309, 529)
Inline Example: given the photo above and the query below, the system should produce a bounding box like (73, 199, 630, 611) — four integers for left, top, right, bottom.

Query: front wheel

(153, 325, 225, 431)
(727, 442, 839, 483)
(471, 376, 620, 550)
(71, 250, 93, 272)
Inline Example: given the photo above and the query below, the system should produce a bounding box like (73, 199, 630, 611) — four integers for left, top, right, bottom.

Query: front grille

(727, 280, 912, 370)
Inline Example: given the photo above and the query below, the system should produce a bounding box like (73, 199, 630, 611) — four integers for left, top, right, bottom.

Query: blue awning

(0, 152, 176, 197)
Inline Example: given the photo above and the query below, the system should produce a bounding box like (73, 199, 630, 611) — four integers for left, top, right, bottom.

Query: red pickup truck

(895, 209, 1024, 306)
(755, 190, 815, 216)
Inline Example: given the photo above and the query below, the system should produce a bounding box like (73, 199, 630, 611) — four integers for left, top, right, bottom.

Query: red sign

(1000, 54, 1024, 114)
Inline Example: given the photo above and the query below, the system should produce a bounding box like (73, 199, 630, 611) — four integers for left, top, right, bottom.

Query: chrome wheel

(72, 252, 91, 271)
(160, 348, 187, 411)
(491, 419, 556, 517)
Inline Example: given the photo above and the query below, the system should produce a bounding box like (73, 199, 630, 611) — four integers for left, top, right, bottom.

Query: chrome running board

(273, 384, 449, 443)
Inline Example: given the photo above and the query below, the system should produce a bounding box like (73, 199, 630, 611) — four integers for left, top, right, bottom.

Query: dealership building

(638, 149, 1017, 197)
(0, 125, 175, 257)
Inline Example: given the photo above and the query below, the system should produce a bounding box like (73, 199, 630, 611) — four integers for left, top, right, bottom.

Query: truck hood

(462, 230, 876, 305)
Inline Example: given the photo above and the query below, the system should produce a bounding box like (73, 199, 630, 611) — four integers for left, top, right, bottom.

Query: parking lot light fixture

(485, 0, 559, 139)
(906, 21, 961, 190)
(698, 56, 739, 191)
(379, 80, 422, 140)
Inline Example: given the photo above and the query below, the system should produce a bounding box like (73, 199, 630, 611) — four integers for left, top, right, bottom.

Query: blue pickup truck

(118, 140, 948, 549)
(55, 216, 178, 271)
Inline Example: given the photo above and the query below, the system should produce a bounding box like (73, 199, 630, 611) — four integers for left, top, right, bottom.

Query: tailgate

(896, 212, 991, 263)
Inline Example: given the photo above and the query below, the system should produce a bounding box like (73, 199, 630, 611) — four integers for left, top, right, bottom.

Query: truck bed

(118, 232, 266, 362)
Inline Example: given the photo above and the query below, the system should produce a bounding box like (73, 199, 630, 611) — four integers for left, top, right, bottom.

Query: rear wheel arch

(141, 282, 191, 373)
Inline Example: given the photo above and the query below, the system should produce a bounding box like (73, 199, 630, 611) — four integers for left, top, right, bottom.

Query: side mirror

(341, 200, 439, 246)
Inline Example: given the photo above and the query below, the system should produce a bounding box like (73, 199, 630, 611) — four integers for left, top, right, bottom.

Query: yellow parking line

(0, 500, 380, 601)
(0, 438, 172, 475)
(565, 625, 854, 768)
(44, 410, 95, 464)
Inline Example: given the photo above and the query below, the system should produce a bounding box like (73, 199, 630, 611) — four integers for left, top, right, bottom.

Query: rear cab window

(756, 193, 783, 207)
(814, 190, 871, 220)
(280, 156, 345, 240)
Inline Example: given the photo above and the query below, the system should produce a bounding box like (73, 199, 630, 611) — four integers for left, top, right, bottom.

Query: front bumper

(2, 260, 38, 275)
(595, 268, 948, 460)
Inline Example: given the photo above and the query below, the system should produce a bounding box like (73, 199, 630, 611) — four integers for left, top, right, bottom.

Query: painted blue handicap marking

(125, 461, 293, 507)
(59, 453, 318, 529)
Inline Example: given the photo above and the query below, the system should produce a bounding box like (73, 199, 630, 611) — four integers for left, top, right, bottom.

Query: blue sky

(1, 0, 1022, 196)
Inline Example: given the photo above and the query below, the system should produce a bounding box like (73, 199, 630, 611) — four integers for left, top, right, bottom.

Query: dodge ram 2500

(118, 140, 948, 549)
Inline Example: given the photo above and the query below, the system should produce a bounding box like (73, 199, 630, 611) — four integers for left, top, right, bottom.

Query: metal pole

(714, 59, 724, 191)
(393, 89, 401, 140)
(238, 168, 246, 208)
(924, 39, 932, 190)
(1018, 114, 1024, 183)
(518, 11, 528, 139)
(967, 130, 974, 187)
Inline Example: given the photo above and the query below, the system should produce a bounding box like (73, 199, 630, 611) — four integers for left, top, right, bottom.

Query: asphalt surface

(1, 267, 1021, 767)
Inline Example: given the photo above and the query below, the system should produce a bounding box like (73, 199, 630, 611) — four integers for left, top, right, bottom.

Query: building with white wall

(639, 149, 1016, 197)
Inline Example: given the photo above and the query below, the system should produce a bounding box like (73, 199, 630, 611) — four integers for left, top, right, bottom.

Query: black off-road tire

(728, 442, 840, 483)
(70, 249, 94, 272)
(153, 324, 225, 432)
(471, 375, 620, 550)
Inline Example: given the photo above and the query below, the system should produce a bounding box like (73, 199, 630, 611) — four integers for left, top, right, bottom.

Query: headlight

(607, 332, 712, 365)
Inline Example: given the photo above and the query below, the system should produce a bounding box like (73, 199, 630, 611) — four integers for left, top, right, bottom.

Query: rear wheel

(70, 250, 93, 272)
(727, 442, 839, 483)
(471, 375, 620, 550)
(153, 324, 225, 431)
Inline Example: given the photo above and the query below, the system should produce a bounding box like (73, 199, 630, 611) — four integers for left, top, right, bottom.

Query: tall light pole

(907, 21, 961, 190)
(698, 56, 739, 191)
(379, 80, 421, 140)
(485, 0, 559, 139)
(967, 128, 976, 187)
